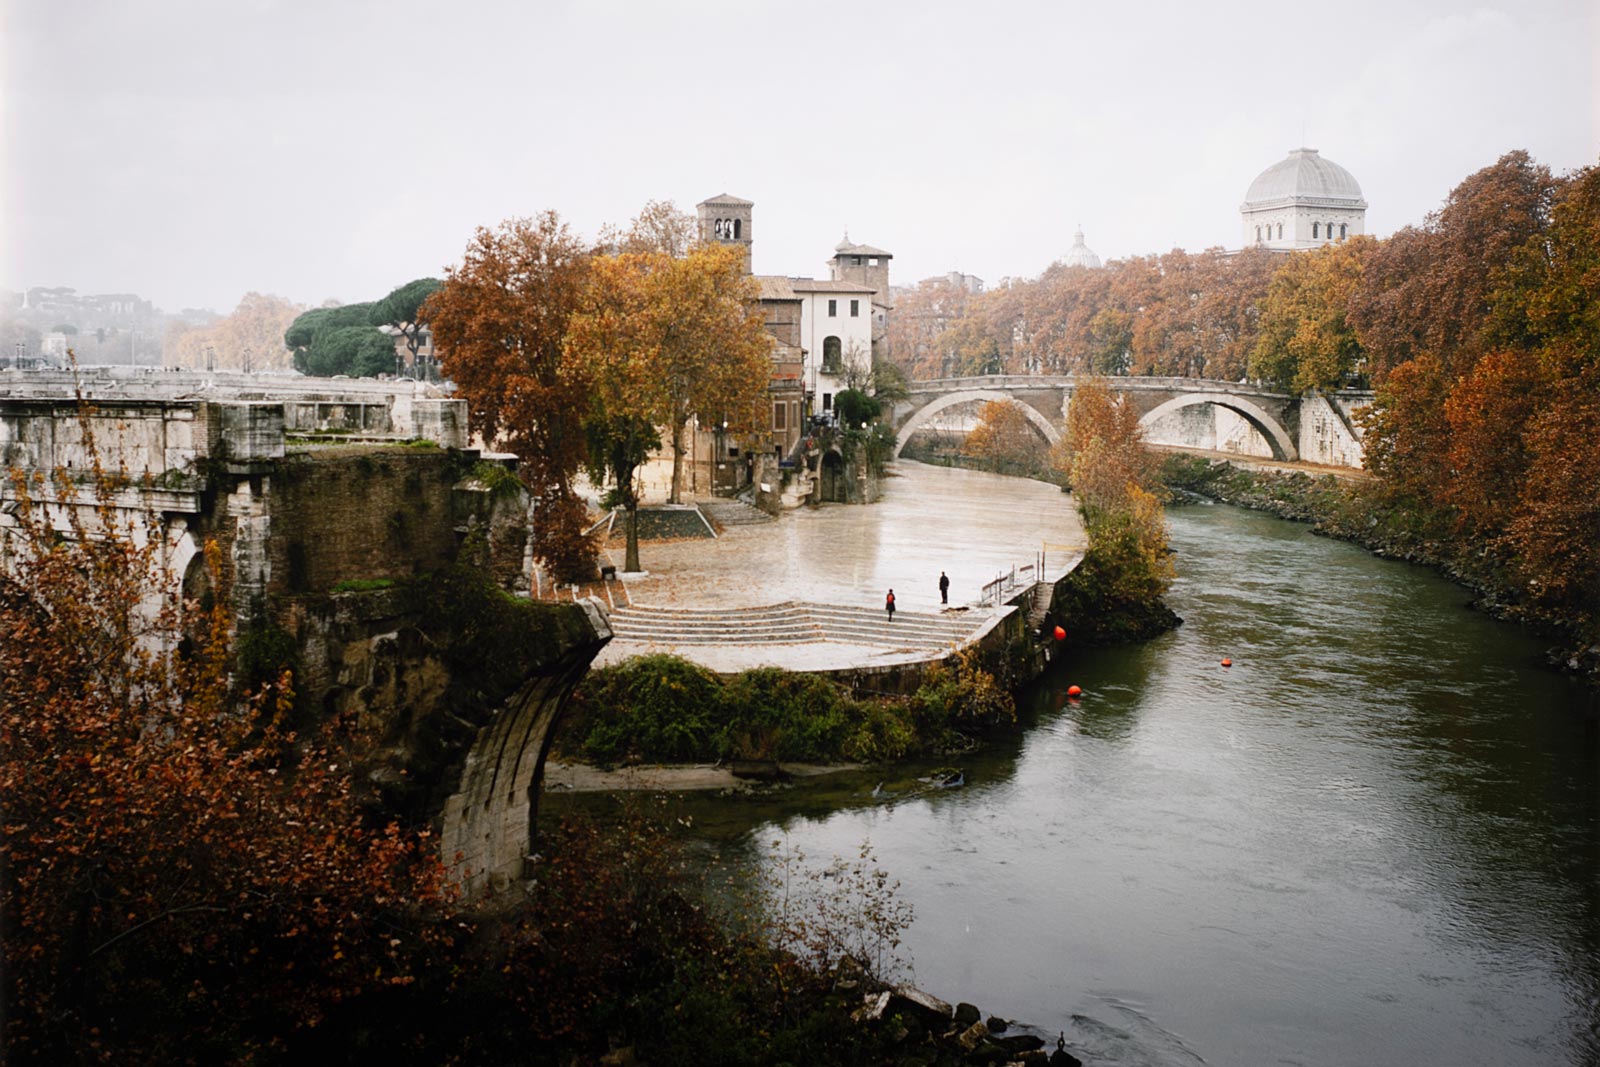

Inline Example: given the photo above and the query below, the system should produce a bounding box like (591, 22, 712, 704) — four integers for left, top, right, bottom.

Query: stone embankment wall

(2, 380, 613, 897)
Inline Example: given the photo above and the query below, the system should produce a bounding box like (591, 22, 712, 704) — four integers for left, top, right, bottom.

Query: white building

(791, 278, 875, 417)
(1061, 226, 1102, 269)
(1241, 148, 1367, 250)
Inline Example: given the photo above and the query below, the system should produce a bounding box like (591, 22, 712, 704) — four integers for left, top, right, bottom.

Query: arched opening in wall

(1255, 225, 1262, 242)
(1276, 224, 1283, 239)
(818, 450, 847, 503)
(1340, 223, 1347, 239)
(822, 336, 842, 374)
(733, 219, 742, 239)
(178, 548, 214, 653)
(1313, 222, 1320, 238)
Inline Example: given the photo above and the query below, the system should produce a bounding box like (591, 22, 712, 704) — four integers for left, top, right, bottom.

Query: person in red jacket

(885, 588, 896, 622)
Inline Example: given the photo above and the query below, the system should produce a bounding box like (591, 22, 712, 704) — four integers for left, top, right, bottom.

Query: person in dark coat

(885, 588, 896, 622)
(938, 571, 950, 605)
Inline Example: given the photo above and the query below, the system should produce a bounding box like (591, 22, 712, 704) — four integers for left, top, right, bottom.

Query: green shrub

(908, 650, 1015, 739)
(569, 654, 721, 765)
(716, 668, 852, 761)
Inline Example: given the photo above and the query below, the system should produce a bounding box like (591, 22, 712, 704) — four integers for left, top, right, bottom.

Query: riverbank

(544, 759, 861, 792)
(1160, 454, 1600, 688)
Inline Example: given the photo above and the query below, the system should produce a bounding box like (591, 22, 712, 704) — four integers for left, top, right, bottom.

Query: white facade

(1061, 227, 1102, 268)
(1241, 148, 1367, 251)
(794, 281, 874, 417)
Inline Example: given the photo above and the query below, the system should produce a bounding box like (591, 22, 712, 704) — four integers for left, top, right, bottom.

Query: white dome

(1062, 226, 1102, 269)
(1244, 148, 1365, 206)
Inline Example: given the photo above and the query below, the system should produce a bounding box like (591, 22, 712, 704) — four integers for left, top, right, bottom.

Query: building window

(1313, 222, 1320, 238)
(733, 219, 742, 239)
(850, 299, 859, 317)
(869, 257, 878, 266)
(1277, 224, 1283, 239)
(853, 256, 862, 265)
(828, 299, 837, 317)
(774, 401, 786, 431)
(1340, 223, 1347, 239)
(822, 336, 842, 374)
(822, 392, 832, 411)
(1255, 225, 1262, 241)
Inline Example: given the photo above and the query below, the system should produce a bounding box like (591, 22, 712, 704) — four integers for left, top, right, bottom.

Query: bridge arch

(894, 390, 1062, 460)
(1137, 392, 1298, 461)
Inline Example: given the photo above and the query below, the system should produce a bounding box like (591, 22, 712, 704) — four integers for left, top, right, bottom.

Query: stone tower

(696, 193, 754, 273)
(829, 234, 894, 363)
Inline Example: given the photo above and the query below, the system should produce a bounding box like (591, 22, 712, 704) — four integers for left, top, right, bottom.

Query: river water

(565, 493, 1600, 1065)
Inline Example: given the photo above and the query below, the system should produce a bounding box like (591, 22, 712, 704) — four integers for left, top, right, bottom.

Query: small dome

(1244, 148, 1365, 205)
(1062, 226, 1102, 269)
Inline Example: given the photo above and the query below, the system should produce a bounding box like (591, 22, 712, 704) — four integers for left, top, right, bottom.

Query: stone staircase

(608, 601, 984, 651)
(699, 499, 775, 528)
(1025, 581, 1055, 631)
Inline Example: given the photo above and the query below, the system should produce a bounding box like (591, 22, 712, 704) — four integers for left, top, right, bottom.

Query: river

(560, 492, 1600, 1065)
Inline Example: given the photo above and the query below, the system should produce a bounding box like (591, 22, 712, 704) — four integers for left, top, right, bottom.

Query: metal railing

(980, 550, 1049, 605)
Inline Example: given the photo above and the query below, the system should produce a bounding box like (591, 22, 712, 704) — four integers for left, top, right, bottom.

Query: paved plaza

(593, 461, 1086, 671)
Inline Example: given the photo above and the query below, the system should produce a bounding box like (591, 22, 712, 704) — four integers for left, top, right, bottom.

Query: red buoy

(1067, 685, 1082, 698)
(1053, 625, 1066, 641)
(1221, 658, 1233, 668)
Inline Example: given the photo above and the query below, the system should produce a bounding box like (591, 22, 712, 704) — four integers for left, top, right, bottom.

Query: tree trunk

(624, 503, 641, 573)
(669, 420, 685, 504)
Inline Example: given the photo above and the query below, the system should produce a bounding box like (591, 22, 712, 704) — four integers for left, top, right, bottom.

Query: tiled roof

(787, 278, 876, 294)
(755, 276, 799, 300)
(833, 241, 893, 257)
(698, 192, 754, 207)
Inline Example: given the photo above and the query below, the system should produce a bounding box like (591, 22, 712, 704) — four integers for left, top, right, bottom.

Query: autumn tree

(0, 418, 446, 1064)
(1348, 150, 1559, 381)
(633, 242, 770, 504)
(564, 251, 663, 573)
(164, 292, 302, 372)
(931, 316, 1003, 376)
(1249, 236, 1374, 393)
(1049, 377, 1175, 641)
(423, 212, 596, 580)
(961, 399, 1048, 476)
(884, 275, 983, 379)
(600, 198, 697, 258)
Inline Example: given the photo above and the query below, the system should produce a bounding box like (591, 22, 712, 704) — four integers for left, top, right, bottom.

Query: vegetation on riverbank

(1047, 379, 1180, 644)
(1161, 454, 1600, 685)
(559, 651, 1017, 767)
(1, 423, 1051, 1065)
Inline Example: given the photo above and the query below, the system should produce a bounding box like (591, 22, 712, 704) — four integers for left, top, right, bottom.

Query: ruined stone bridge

(892, 375, 1373, 468)
(1, 368, 610, 898)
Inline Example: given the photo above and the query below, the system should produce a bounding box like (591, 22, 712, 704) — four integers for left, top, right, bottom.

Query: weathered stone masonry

(1, 373, 611, 897)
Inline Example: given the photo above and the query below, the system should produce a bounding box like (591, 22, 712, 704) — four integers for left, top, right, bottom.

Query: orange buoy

(1053, 625, 1066, 641)
(1067, 685, 1082, 698)
(1221, 658, 1233, 668)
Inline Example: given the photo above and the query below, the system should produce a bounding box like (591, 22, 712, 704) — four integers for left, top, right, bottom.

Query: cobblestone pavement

(593, 461, 1086, 671)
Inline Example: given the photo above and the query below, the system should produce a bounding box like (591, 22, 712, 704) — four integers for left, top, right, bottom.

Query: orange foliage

(423, 213, 597, 579)
(1, 433, 449, 1063)
(1443, 350, 1548, 540)
(961, 399, 1048, 474)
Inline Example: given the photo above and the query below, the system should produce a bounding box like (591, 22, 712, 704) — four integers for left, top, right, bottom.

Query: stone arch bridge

(892, 375, 1372, 468)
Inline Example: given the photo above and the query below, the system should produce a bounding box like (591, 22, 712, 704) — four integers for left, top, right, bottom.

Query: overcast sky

(3, 0, 1596, 314)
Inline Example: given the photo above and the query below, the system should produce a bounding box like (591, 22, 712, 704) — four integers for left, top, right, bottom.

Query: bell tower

(696, 193, 754, 273)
